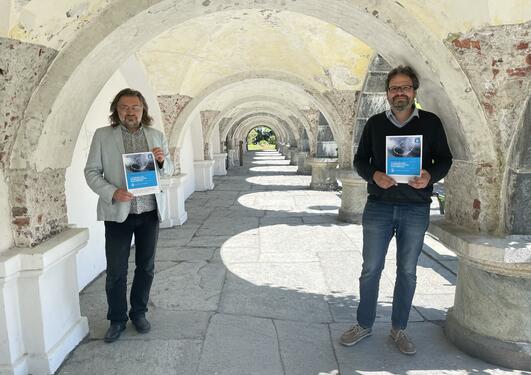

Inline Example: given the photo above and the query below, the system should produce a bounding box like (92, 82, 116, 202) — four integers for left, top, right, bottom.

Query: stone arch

(213, 95, 316, 152)
(227, 110, 298, 144)
(9, 0, 493, 173)
(169, 72, 345, 161)
(7, 0, 499, 245)
(235, 118, 287, 149)
(230, 114, 294, 149)
(502, 96, 531, 234)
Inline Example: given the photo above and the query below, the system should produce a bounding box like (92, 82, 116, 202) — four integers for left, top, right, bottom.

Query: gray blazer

(84, 125, 174, 223)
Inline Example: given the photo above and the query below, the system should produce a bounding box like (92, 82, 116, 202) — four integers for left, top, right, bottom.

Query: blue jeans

(356, 200, 430, 330)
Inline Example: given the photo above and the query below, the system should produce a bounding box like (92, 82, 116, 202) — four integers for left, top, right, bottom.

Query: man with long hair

(85, 88, 173, 342)
(340, 66, 452, 355)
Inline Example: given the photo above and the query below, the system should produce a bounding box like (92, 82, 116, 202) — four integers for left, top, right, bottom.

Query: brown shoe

(340, 324, 372, 346)
(390, 328, 416, 355)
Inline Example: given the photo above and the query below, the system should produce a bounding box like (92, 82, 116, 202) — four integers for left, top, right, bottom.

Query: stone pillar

(308, 158, 339, 190)
(289, 148, 299, 166)
(0, 229, 89, 374)
(429, 219, 531, 371)
(159, 174, 188, 228)
(238, 141, 244, 166)
(213, 153, 228, 176)
(337, 169, 367, 223)
(228, 149, 237, 167)
(194, 160, 215, 191)
(296, 152, 311, 175)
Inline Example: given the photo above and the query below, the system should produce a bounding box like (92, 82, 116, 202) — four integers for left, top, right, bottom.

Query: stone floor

(57, 150, 523, 375)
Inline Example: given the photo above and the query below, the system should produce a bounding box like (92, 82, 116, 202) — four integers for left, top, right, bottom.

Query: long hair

(109, 88, 153, 127)
(385, 65, 420, 91)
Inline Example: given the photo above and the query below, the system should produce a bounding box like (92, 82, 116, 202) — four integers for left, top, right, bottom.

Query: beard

(121, 116, 141, 129)
(390, 96, 413, 112)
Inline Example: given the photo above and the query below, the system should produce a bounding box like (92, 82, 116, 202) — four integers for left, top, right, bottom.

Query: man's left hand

(152, 147, 165, 163)
(408, 169, 431, 189)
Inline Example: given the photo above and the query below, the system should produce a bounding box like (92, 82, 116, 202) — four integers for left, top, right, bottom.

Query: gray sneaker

(390, 328, 416, 355)
(340, 324, 372, 346)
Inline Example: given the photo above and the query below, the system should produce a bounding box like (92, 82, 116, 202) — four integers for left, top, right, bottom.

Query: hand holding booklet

(122, 152, 161, 196)
(385, 135, 422, 184)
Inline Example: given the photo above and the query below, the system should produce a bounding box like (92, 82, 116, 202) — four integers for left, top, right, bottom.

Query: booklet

(385, 135, 422, 183)
(122, 151, 161, 196)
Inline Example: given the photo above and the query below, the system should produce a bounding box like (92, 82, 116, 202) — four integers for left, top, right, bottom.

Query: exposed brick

(473, 199, 481, 210)
(516, 41, 529, 50)
(506, 67, 530, 77)
(13, 217, 30, 226)
(11, 207, 27, 216)
(526, 54, 531, 65)
(452, 38, 481, 50)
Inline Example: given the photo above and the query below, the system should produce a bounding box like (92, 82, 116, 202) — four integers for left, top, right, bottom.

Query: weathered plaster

(200, 110, 220, 160)
(158, 94, 192, 174)
(8, 168, 67, 247)
(446, 22, 531, 155)
(445, 160, 501, 233)
(0, 37, 56, 168)
(301, 108, 320, 157)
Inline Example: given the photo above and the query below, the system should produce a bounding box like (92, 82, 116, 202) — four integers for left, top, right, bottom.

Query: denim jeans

(104, 210, 159, 323)
(356, 200, 430, 330)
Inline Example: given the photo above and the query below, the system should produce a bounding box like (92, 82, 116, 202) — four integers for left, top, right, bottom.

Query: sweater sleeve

(426, 117, 453, 184)
(353, 118, 378, 183)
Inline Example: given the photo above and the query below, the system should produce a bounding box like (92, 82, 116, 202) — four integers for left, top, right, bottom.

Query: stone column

(159, 174, 188, 228)
(227, 149, 237, 168)
(289, 148, 299, 166)
(296, 152, 311, 175)
(0, 229, 89, 374)
(308, 158, 339, 190)
(213, 153, 228, 176)
(194, 160, 215, 191)
(429, 220, 531, 370)
(337, 169, 367, 223)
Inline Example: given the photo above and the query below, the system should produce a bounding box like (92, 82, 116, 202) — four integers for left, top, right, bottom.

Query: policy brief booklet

(385, 135, 422, 183)
(122, 151, 161, 196)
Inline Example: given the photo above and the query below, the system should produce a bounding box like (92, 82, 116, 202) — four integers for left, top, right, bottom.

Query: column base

(445, 309, 531, 371)
(429, 218, 531, 371)
(160, 174, 188, 228)
(308, 158, 338, 191)
(194, 160, 215, 191)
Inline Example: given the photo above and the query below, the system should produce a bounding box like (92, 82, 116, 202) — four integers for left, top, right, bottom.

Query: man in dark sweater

(340, 66, 452, 355)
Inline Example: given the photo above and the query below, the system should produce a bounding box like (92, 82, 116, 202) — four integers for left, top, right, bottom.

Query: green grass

(247, 144, 277, 151)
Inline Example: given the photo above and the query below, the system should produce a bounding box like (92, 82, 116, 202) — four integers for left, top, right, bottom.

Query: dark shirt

(354, 109, 453, 204)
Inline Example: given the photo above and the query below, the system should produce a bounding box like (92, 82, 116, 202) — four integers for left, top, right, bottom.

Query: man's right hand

(113, 188, 134, 202)
(373, 171, 398, 189)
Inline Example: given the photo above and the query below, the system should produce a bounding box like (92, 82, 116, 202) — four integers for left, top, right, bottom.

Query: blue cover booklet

(385, 135, 422, 183)
(122, 151, 161, 196)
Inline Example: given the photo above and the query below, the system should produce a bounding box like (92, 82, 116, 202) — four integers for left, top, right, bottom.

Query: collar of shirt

(385, 107, 419, 128)
(119, 123, 144, 135)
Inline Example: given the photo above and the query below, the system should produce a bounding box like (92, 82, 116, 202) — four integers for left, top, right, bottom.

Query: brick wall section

(446, 23, 530, 154)
(9, 168, 67, 247)
(157, 94, 193, 175)
(0, 38, 57, 169)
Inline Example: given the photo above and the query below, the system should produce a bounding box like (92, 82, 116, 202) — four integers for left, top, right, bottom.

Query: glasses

(119, 105, 143, 112)
(388, 85, 414, 94)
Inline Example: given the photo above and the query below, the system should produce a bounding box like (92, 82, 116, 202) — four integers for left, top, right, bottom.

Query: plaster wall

(180, 126, 196, 200)
(211, 124, 221, 154)
(0, 170, 13, 252)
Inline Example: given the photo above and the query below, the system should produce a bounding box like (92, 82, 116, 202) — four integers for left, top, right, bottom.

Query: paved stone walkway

(58, 151, 522, 375)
